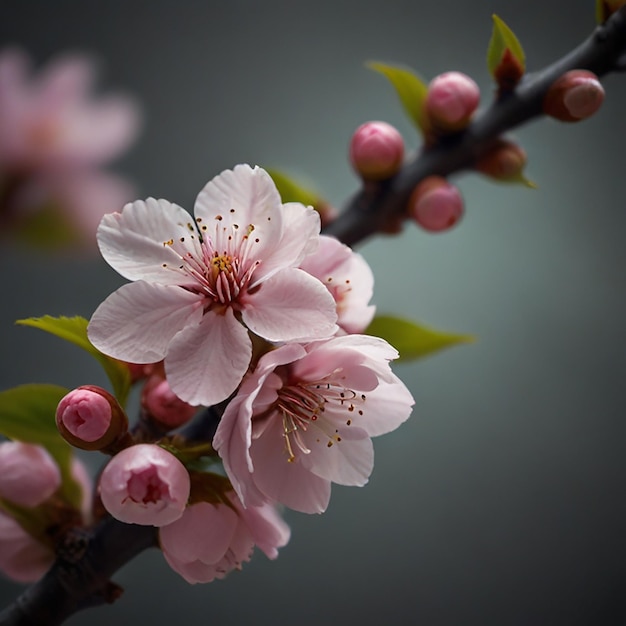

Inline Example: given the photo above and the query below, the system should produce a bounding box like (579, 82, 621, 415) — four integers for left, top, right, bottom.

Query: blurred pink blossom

(213, 334, 414, 514)
(0, 441, 61, 507)
(88, 164, 338, 407)
(159, 491, 290, 584)
(0, 48, 140, 248)
(0, 510, 54, 583)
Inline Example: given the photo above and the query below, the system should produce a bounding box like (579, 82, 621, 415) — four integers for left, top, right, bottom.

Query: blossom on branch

(213, 335, 414, 514)
(159, 491, 290, 584)
(299, 235, 375, 334)
(88, 164, 338, 406)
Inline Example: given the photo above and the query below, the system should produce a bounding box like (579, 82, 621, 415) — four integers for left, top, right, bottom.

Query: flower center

(276, 381, 366, 463)
(161, 229, 259, 306)
(126, 468, 169, 505)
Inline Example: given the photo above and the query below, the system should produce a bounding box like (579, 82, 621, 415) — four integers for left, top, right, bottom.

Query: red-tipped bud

(475, 139, 528, 182)
(349, 121, 404, 180)
(409, 176, 464, 232)
(425, 72, 480, 132)
(142, 374, 197, 429)
(543, 70, 605, 123)
(56, 385, 129, 451)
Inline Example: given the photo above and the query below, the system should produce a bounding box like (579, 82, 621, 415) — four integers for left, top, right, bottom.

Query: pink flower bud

(349, 121, 404, 180)
(409, 176, 464, 232)
(0, 510, 54, 583)
(0, 442, 61, 507)
(141, 374, 197, 429)
(474, 139, 528, 181)
(56, 385, 128, 451)
(160, 492, 290, 584)
(425, 72, 480, 132)
(99, 444, 190, 526)
(544, 70, 605, 122)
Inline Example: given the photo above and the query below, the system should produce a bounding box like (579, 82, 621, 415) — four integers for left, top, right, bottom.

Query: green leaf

(367, 61, 429, 133)
(266, 169, 321, 207)
(12, 203, 82, 251)
(16, 315, 131, 406)
(0, 384, 81, 507)
(366, 315, 474, 362)
(487, 15, 526, 86)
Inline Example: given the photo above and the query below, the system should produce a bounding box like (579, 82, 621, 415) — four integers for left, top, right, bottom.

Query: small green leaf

(366, 315, 474, 361)
(0, 384, 81, 507)
(266, 169, 321, 207)
(367, 61, 429, 133)
(16, 315, 131, 406)
(487, 15, 526, 87)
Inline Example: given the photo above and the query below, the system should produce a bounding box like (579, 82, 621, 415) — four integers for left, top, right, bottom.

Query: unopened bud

(142, 374, 197, 429)
(544, 70, 605, 122)
(99, 444, 190, 526)
(56, 385, 128, 451)
(349, 121, 404, 180)
(425, 72, 480, 132)
(409, 176, 464, 232)
(0, 442, 61, 508)
(475, 139, 527, 181)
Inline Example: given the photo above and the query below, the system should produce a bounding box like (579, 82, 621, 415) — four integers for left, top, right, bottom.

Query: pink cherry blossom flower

(0, 48, 140, 247)
(0, 441, 61, 507)
(159, 491, 290, 584)
(88, 164, 338, 406)
(213, 334, 414, 514)
(299, 235, 375, 334)
(0, 510, 54, 583)
(99, 444, 190, 526)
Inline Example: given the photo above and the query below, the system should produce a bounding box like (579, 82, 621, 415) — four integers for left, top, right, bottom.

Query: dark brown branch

(2, 7, 626, 626)
(323, 7, 626, 246)
(0, 519, 157, 626)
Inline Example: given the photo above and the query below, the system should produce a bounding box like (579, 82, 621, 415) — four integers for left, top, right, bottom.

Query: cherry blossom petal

(88, 281, 203, 363)
(242, 268, 337, 342)
(239, 502, 291, 559)
(300, 429, 374, 486)
(165, 308, 252, 406)
(348, 379, 415, 437)
(194, 164, 282, 261)
(97, 198, 201, 283)
(254, 201, 321, 284)
(250, 418, 331, 514)
(161, 502, 237, 565)
(56, 94, 141, 166)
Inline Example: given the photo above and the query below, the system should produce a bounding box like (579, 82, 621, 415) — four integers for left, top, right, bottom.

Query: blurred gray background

(1, 1, 625, 625)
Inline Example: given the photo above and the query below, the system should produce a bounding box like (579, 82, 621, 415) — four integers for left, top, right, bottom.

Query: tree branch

(2, 7, 626, 625)
(323, 7, 626, 246)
